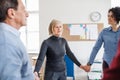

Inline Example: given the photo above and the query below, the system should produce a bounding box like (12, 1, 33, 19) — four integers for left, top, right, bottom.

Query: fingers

(80, 65, 84, 69)
(34, 72, 38, 76)
(34, 72, 40, 80)
(80, 65, 91, 72)
(83, 65, 91, 72)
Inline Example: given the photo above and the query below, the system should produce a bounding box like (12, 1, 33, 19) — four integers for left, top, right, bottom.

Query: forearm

(67, 52, 81, 67)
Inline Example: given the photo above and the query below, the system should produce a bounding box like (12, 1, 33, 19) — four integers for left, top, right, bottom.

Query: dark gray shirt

(34, 35, 81, 72)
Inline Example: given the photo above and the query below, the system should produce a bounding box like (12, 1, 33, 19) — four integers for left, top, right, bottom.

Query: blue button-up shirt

(0, 23, 34, 80)
(88, 26, 120, 66)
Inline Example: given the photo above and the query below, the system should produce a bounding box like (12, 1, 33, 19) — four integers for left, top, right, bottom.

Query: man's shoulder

(0, 29, 21, 50)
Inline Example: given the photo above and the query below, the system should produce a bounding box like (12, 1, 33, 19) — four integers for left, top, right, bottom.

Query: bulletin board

(62, 23, 103, 41)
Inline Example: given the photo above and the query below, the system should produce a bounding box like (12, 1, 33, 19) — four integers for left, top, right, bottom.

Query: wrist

(87, 62, 92, 66)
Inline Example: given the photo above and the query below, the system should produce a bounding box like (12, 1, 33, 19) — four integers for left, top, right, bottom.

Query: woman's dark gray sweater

(34, 36, 81, 72)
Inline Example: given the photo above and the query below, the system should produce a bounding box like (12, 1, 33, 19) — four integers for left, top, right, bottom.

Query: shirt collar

(108, 26, 120, 32)
(51, 35, 61, 40)
(108, 26, 112, 31)
(0, 22, 20, 37)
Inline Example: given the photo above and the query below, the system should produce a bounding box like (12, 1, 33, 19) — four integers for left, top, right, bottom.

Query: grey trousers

(44, 70, 66, 80)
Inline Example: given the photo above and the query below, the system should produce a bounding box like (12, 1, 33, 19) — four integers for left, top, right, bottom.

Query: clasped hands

(80, 65, 91, 72)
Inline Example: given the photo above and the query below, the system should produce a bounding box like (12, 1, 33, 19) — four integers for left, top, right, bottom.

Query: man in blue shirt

(84, 7, 120, 72)
(0, 0, 34, 80)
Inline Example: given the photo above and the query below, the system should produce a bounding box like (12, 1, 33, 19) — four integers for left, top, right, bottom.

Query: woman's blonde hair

(48, 19, 62, 35)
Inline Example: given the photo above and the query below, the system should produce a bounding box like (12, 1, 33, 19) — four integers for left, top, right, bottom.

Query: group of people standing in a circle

(0, 0, 120, 80)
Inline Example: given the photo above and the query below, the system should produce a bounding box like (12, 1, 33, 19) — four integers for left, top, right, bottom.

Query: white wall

(39, 0, 111, 79)
(39, 0, 111, 41)
(69, 41, 104, 80)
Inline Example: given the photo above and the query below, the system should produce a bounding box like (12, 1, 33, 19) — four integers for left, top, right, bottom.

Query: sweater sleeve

(34, 40, 48, 73)
(64, 39, 81, 67)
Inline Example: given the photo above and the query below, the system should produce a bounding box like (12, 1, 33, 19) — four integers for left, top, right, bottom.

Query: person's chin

(22, 23, 27, 26)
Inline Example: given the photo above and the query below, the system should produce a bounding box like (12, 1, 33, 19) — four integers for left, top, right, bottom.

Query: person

(0, 0, 34, 80)
(102, 39, 120, 80)
(84, 7, 120, 72)
(34, 19, 84, 80)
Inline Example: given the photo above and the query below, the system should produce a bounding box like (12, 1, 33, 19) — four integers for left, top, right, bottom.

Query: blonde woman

(34, 19, 84, 80)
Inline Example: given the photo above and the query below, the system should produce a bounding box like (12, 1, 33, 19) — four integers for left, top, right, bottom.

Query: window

(20, 0, 40, 53)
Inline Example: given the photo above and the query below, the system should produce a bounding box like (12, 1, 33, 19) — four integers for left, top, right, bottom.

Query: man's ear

(7, 8, 16, 19)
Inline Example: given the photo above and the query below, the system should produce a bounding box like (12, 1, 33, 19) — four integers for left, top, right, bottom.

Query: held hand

(80, 65, 85, 70)
(83, 65, 91, 72)
(34, 72, 40, 80)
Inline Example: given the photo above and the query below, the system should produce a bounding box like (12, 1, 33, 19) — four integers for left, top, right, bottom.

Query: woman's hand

(34, 72, 40, 80)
